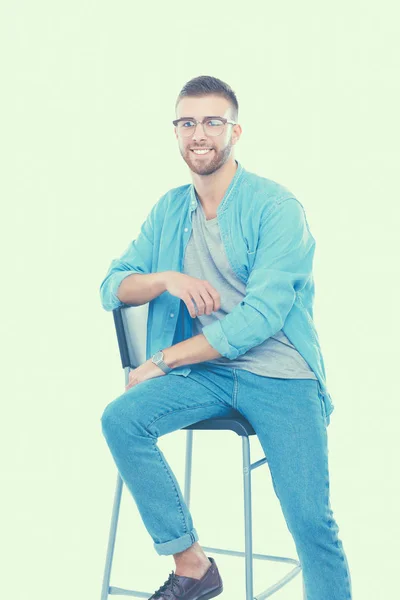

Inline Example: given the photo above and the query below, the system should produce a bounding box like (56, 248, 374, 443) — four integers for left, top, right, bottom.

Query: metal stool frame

(100, 306, 306, 600)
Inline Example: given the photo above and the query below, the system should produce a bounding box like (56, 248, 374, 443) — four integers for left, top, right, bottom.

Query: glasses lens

(177, 119, 225, 137)
(205, 119, 224, 136)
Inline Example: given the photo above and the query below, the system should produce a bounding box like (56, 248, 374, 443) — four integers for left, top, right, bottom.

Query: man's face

(175, 95, 239, 176)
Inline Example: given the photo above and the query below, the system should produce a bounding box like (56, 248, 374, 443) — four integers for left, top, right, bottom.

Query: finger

(183, 292, 197, 318)
(126, 379, 135, 390)
(198, 290, 215, 315)
(204, 284, 221, 311)
(191, 293, 205, 316)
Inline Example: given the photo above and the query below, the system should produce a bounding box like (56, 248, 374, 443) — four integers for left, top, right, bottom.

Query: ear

(232, 124, 242, 145)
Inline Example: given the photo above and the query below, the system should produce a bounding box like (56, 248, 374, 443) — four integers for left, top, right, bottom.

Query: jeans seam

(323, 443, 352, 598)
(151, 438, 189, 537)
(146, 401, 224, 431)
(232, 369, 239, 410)
(147, 402, 224, 545)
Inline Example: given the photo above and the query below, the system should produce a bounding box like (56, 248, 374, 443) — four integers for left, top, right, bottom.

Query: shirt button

(184, 227, 188, 232)
(170, 313, 174, 318)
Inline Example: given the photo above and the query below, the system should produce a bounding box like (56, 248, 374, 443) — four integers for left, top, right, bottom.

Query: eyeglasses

(172, 116, 237, 137)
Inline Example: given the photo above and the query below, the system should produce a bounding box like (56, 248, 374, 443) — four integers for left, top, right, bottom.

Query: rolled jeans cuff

(154, 528, 199, 555)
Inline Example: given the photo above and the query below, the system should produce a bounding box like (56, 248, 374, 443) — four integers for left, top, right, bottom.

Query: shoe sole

(197, 584, 223, 600)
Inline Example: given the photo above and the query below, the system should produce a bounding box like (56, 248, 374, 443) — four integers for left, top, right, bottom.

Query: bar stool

(100, 304, 306, 600)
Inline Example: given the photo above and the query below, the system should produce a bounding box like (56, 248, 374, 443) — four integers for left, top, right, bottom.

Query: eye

(207, 119, 224, 126)
(182, 120, 195, 127)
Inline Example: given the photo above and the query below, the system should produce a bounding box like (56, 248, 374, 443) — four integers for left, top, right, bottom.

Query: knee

(100, 394, 150, 441)
(100, 399, 125, 438)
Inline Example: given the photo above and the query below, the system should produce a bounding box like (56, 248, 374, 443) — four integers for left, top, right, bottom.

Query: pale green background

(2, 1, 399, 599)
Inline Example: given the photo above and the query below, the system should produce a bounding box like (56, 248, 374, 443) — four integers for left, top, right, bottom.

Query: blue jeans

(101, 363, 352, 600)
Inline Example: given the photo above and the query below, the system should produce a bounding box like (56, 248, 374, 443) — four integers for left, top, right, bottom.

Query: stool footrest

(201, 546, 302, 600)
(201, 545, 301, 567)
(108, 586, 152, 597)
(255, 566, 302, 600)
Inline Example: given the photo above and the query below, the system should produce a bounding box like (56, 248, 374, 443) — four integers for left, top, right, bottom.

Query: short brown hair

(175, 75, 239, 121)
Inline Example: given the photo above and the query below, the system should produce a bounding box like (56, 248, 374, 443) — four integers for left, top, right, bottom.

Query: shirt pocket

(245, 240, 257, 272)
(230, 236, 257, 280)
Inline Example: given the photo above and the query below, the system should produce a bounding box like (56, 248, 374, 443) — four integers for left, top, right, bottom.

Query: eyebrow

(177, 115, 223, 120)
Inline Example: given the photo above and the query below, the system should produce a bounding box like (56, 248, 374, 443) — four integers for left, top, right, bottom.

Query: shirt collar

(189, 160, 244, 215)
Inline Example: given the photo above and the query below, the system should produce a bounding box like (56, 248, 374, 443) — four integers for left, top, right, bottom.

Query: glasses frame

(172, 116, 237, 137)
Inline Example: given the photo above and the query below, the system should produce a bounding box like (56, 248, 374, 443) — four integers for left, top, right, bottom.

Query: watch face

(153, 351, 163, 361)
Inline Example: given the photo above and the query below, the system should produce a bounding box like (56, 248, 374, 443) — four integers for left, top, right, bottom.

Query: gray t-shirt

(183, 198, 317, 380)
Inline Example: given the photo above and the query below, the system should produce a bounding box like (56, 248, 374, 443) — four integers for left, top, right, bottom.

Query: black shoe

(148, 556, 223, 600)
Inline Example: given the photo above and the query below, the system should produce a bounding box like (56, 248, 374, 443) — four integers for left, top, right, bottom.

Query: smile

(191, 149, 213, 155)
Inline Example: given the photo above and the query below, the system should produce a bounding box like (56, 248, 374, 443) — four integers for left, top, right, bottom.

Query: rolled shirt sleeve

(99, 204, 156, 311)
(201, 197, 316, 359)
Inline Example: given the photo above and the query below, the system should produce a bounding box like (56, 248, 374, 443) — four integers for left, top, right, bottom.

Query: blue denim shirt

(100, 160, 334, 425)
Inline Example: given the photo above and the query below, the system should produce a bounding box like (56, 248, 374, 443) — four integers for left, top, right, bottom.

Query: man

(100, 76, 352, 599)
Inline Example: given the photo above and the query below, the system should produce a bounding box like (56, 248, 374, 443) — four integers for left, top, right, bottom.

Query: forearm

(117, 271, 170, 306)
(162, 333, 222, 369)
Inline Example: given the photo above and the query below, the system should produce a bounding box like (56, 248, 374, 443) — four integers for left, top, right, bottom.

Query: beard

(181, 141, 233, 176)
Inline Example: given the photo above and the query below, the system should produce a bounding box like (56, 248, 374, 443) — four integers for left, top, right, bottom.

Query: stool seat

(182, 415, 256, 437)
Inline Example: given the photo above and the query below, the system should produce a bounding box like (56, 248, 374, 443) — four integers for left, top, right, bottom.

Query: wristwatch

(151, 350, 173, 374)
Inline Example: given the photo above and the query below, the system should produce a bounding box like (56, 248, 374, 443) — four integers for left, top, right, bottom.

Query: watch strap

(152, 351, 172, 374)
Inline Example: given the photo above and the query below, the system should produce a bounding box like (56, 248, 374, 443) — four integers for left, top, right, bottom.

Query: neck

(192, 158, 238, 210)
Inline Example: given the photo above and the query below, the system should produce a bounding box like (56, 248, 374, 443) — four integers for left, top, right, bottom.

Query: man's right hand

(164, 272, 221, 318)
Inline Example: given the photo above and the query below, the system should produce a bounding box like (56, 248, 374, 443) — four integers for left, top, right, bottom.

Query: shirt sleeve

(99, 203, 157, 311)
(201, 197, 316, 359)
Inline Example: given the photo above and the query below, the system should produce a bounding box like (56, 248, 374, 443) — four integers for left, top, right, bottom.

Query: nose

(191, 122, 208, 142)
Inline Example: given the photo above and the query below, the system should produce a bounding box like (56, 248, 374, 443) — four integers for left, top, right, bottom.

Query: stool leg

(184, 429, 194, 508)
(242, 436, 254, 600)
(100, 472, 123, 600)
